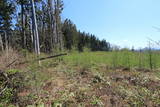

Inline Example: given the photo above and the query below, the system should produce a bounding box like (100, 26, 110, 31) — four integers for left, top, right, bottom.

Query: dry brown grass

(0, 48, 24, 70)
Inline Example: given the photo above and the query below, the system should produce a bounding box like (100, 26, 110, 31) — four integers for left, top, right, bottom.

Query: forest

(0, 0, 110, 53)
(0, 0, 160, 107)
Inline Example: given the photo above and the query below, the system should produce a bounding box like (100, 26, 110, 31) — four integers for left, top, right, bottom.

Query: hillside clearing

(1, 51, 160, 107)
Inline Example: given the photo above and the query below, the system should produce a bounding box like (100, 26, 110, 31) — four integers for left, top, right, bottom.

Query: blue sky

(62, 0, 160, 49)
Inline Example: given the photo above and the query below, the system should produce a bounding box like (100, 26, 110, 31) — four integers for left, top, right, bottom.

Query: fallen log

(6, 59, 19, 68)
(18, 53, 67, 65)
(35, 53, 67, 61)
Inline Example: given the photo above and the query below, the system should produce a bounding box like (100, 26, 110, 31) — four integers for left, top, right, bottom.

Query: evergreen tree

(0, 0, 14, 31)
(0, 0, 15, 50)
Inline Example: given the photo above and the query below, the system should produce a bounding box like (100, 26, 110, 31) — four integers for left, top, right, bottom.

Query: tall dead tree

(0, 34, 4, 51)
(54, 0, 63, 50)
(46, 0, 63, 52)
(4, 31, 8, 51)
(48, 0, 55, 50)
(30, 0, 40, 55)
(0, 31, 8, 51)
(18, 0, 27, 49)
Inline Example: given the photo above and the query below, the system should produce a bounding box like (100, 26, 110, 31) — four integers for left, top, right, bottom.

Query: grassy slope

(64, 51, 160, 69)
(1, 51, 160, 107)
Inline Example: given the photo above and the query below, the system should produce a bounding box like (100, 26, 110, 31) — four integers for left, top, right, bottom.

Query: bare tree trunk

(30, 0, 40, 55)
(21, 3, 26, 49)
(30, 22, 34, 45)
(0, 34, 4, 51)
(4, 31, 8, 59)
(54, 0, 58, 46)
(59, 30, 63, 50)
(4, 31, 8, 51)
(148, 41, 153, 70)
(48, 0, 55, 52)
(29, 19, 34, 52)
(54, 0, 63, 51)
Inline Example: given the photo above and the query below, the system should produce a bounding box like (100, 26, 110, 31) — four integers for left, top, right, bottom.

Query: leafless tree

(0, 34, 4, 51)
(30, 0, 40, 55)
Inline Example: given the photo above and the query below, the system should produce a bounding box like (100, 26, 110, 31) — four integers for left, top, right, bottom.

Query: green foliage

(0, 104, 15, 107)
(0, 104, 2, 107)
(6, 69, 21, 75)
(8, 104, 16, 107)
(91, 96, 103, 106)
(63, 51, 160, 69)
(0, 0, 15, 31)
(0, 88, 13, 103)
(0, 69, 26, 105)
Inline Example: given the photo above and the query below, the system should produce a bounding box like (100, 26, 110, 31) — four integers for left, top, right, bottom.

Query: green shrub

(0, 88, 13, 103)
(0, 69, 25, 105)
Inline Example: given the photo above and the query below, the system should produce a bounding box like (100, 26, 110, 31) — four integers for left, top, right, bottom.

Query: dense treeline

(62, 19, 110, 52)
(0, 0, 110, 54)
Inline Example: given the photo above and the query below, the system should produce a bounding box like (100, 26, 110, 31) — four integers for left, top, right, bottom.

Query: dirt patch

(134, 68, 152, 72)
